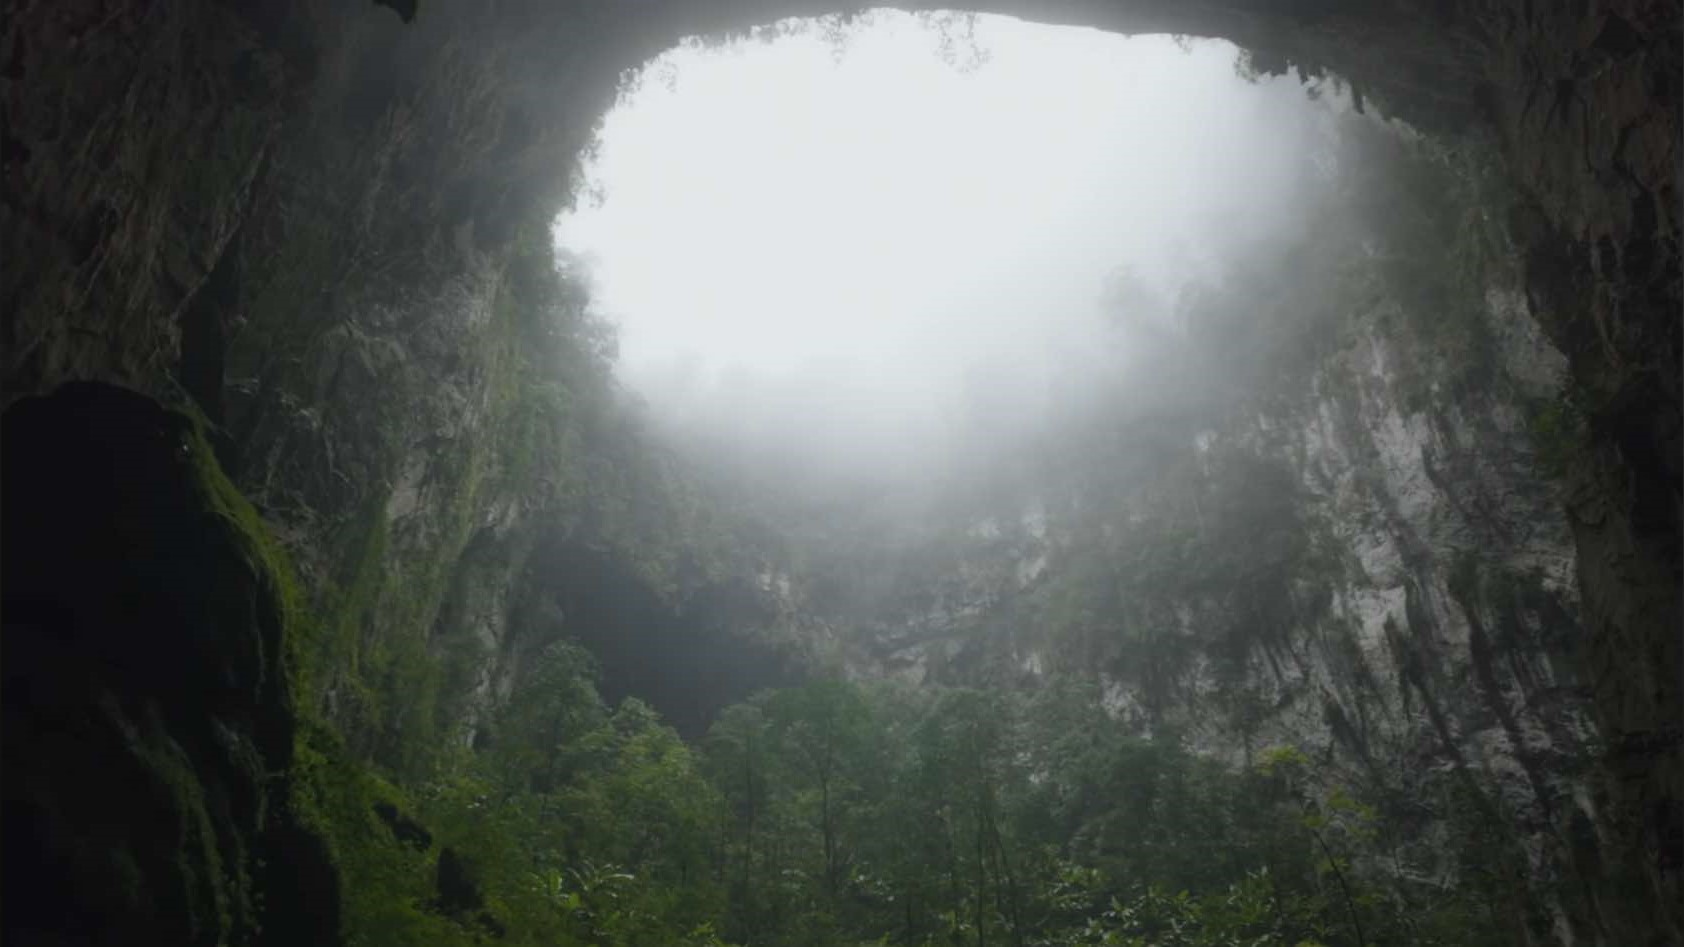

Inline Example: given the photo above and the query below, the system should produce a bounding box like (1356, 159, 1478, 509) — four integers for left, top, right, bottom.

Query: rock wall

(756, 265, 1660, 943)
(1, 0, 304, 398)
(1, 384, 339, 946)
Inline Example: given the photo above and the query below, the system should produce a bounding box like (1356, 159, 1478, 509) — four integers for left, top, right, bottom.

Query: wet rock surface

(1, 382, 339, 946)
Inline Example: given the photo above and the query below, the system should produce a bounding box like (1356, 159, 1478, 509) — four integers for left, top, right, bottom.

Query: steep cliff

(713, 118, 1663, 944)
(798, 290, 1611, 941)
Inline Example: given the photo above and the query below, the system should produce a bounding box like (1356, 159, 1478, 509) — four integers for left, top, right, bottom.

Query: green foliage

(691, 679, 1524, 947)
(287, 643, 733, 947)
(181, 346, 735, 945)
(1257, 745, 1312, 777)
(292, 724, 439, 946)
(180, 420, 433, 945)
(233, 468, 1515, 947)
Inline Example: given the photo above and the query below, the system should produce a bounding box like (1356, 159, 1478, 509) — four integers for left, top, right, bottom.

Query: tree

(703, 701, 772, 942)
(762, 680, 876, 908)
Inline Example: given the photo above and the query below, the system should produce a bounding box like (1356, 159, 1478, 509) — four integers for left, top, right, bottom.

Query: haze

(554, 12, 1339, 490)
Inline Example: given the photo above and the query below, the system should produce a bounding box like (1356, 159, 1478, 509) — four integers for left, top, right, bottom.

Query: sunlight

(555, 11, 1334, 478)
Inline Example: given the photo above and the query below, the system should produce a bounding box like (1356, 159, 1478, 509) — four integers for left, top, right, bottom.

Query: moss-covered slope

(2, 383, 338, 945)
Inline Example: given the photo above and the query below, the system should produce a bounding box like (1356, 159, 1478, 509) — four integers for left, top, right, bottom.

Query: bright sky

(554, 12, 1328, 483)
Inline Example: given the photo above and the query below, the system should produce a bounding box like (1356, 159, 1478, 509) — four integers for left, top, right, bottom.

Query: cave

(1, 0, 1678, 944)
(520, 537, 807, 739)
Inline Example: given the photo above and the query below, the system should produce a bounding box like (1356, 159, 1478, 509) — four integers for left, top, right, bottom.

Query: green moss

(293, 722, 426, 945)
(102, 694, 246, 941)
(177, 415, 470, 940)
(169, 409, 373, 942)
(179, 412, 317, 706)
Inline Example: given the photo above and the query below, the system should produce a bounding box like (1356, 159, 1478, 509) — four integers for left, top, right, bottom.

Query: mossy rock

(1, 382, 340, 946)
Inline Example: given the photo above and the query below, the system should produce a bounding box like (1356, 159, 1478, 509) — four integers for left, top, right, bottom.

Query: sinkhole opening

(554, 11, 1359, 502)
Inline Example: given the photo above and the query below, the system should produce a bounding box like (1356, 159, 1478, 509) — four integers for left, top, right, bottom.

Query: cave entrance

(533, 11, 1390, 726)
(555, 12, 1348, 498)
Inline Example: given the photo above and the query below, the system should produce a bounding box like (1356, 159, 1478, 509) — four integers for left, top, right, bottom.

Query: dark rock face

(516, 540, 808, 739)
(1, 382, 339, 946)
(373, 801, 435, 849)
(1479, 5, 1682, 912)
(0, 0, 305, 401)
(434, 845, 505, 936)
(434, 846, 484, 915)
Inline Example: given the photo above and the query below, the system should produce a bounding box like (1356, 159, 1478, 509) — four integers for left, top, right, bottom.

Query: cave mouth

(528, 539, 807, 739)
(554, 11, 1351, 496)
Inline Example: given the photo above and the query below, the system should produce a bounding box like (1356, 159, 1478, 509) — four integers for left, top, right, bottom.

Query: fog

(554, 12, 1341, 494)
